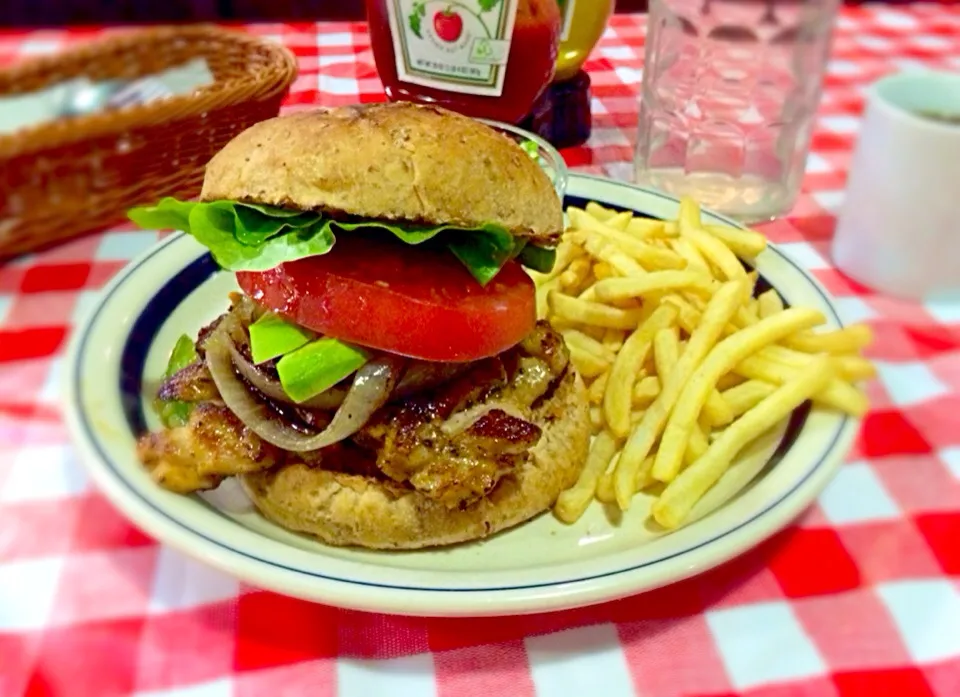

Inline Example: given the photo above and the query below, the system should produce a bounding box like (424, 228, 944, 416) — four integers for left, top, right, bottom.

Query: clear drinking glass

(635, 0, 839, 222)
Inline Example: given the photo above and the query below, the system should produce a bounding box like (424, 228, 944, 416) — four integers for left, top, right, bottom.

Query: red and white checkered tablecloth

(2, 4, 960, 696)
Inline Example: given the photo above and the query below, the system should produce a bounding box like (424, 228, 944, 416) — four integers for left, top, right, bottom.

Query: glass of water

(635, 0, 839, 222)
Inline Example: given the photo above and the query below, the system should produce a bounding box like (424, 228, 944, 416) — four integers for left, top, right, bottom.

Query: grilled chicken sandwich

(129, 102, 590, 549)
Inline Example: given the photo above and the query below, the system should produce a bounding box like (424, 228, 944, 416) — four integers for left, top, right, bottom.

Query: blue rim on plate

(68, 175, 849, 597)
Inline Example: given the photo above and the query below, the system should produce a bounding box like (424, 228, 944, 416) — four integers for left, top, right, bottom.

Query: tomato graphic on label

(433, 9, 464, 42)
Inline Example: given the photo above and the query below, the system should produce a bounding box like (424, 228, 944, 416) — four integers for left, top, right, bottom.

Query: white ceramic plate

(64, 174, 858, 617)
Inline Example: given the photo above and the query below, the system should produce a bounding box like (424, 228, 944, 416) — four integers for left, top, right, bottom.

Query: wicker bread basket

(0, 25, 298, 258)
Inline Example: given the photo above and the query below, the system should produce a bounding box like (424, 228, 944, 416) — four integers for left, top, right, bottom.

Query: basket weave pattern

(0, 25, 298, 257)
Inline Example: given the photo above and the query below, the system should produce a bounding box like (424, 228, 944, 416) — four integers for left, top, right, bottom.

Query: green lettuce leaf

(127, 198, 556, 283)
(518, 244, 556, 273)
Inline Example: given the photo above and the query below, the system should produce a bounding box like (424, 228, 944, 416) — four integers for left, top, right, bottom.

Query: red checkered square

(928, 352, 960, 393)
(619, 616, 732, 697)
(19, 264, 92, 294)
(858, 410, 933, 458)
(611, 576, 707, 621)
(793, 589, 911, 670)
(0, 268, 26, 293)
(696, 536, 786, 608)
(898, 323, 960, 360)
(838, 520, 944, 585)
(768, 528, 861, 598)
(26, 617, 144, 697)
(0, 293, 78, 332)
(434, 641, 536, 697)
(337, 611, 430, 658)
(872, 454, 960, 514)
(906, 395, 960, 450)
(70, 495, 154, 552)
(914, 512, 960, 576)
(83, 261, 128, 289)
(0, 499, 84, 561)
(0, 631, 42, 697)
(0, 359, 57, 406)
(48, 547, 157, 626)
(742, 677, 840, 697)
(923, 657, 960, 697)
(233, 659, 337, 697)
(234, 592, 339, 670)
(428, 615, 527, 653)
(133, 604, 236, 691)
(834, 667, 935, 697)
(0, 329, 67, 363)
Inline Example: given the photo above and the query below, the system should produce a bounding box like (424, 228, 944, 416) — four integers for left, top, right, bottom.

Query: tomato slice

(235, 233, 536, 362)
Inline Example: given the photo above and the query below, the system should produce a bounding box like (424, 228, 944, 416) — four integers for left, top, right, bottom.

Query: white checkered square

(317, 32, 354, 46)
(820, 116, 860, 133)
(811, 190, 846, 214)
(526, 624, 635, 697)
(599, 45, 637, 60)
(0, 444, 89, 503)
(911, 35, 954, 51)
(96, 231, 161, 261)
(36, 357, 63, 404)
(338, 654, 437, 697)
(0, 294, 11, 325)
(70, 290, 102, 326)
(818, 461, 900, 524)
(878, 580, 960, 663)
(320, 74, 360, 95)
(874, 360, 950, 406)
(923, 291, 960, 323)
(0, 557, 64, 630)
(893, 58, 933, 73)
(135, 678, 234, 697)
(877, 10, 921, 30)
(832, 296, 879, 325)
(804, 153, 833, 174)
(855, 36, 893, 52)
(777, 241, 829, 271)
(614, 66, 642, 86)
(706, 602, 825, 689)
(147, 547, 240, 613)
(940, 447, 960, 481)
(827, 59, 864, 77)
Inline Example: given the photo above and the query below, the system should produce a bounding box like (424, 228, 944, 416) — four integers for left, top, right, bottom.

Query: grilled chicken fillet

(138, 304, 569, 510)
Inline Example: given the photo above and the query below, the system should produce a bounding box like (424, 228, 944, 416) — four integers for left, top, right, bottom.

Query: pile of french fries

(532, 198, 876, 530)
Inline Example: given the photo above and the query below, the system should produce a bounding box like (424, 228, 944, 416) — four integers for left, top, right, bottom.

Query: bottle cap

(521, 70, 592, 149)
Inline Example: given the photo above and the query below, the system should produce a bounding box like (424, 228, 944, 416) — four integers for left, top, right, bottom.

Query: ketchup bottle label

(384, 0, 519, 96)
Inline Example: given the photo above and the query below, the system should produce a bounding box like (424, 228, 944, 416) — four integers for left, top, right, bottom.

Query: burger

(129, 102, 590, 549)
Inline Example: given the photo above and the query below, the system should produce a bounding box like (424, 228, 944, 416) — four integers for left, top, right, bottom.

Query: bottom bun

(240, 371, 590, 549)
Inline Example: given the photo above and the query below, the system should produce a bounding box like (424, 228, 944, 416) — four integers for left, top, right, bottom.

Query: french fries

(538, 197, 875, 529)
(604, 304, 678, 438)
(652, 307, 826, 482)
(616, 279, 747, 508)
(555, 430, 620, 523)
(652, 356, 835, 528)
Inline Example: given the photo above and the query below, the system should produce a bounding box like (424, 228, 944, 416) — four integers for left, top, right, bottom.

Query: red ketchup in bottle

(366, 0, 561, 124)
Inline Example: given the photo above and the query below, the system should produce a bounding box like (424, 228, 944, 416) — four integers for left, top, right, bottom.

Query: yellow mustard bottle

(555, 0, 615, 82)
(522, 0, 614, 147)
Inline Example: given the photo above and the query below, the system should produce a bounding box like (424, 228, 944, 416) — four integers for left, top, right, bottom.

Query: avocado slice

(249, 312, 315, 365)
(276, 338, 370, 403)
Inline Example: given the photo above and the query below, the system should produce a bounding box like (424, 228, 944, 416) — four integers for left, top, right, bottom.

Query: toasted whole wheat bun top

(200, 102, 563, 243)
(239, 370, 590, 550)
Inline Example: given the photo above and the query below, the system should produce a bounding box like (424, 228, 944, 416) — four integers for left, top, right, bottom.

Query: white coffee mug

(831, 70, 960, 301)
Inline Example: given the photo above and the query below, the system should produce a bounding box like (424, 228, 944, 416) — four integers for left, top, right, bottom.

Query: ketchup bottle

(365, 0, 562, 124)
